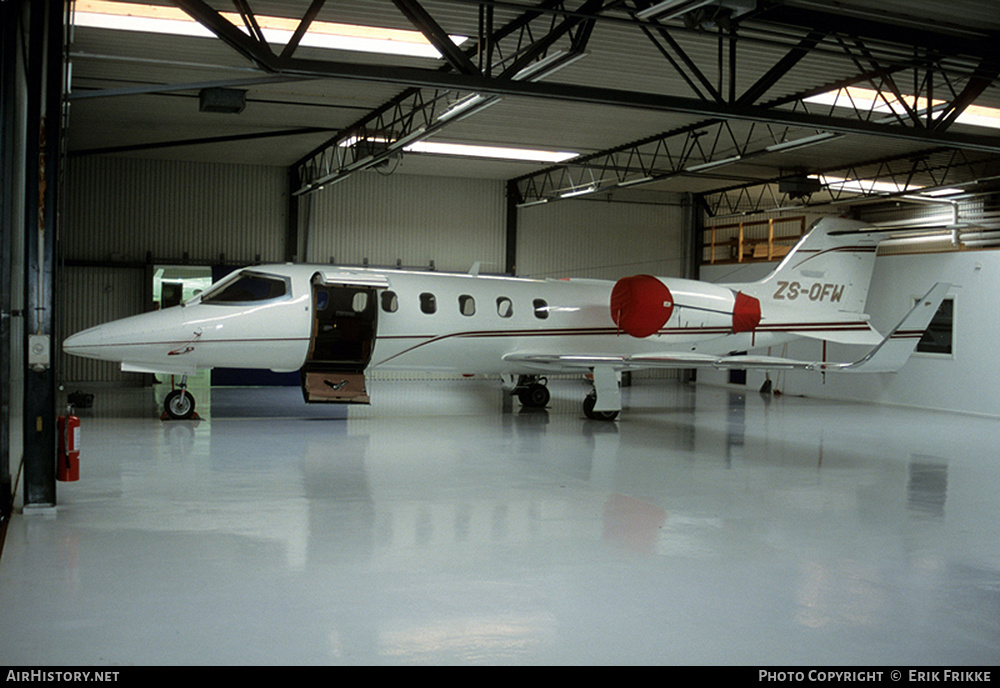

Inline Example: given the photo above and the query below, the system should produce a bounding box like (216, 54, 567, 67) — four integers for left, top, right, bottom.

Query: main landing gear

(162, 376, 199, 420)
(584, 365, 621, 421)
(511, 370, 622, 421)
(583, 391, 619, 421)
(512, 375, 551, 409)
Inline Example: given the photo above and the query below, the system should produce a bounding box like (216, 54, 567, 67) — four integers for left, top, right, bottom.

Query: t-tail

(730, 217, 884, 346)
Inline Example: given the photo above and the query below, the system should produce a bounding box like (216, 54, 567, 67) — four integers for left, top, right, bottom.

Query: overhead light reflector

(406, 141, 577, 163)
(340, 136, 576, 164)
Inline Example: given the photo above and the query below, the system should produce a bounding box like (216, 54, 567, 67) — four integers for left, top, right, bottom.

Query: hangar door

(301, 273, 387, 404)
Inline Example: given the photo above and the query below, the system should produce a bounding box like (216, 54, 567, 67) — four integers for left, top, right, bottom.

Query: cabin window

(459, 295, 476, 316)
(381, 290, 398, 313)
(533, 298, 549, 319)
(201, 272, 289, 305)
(351, 291, 369, 313)
(315, 290, 329, 311)
(420, 292, 437, 314)
(497, 297, 513, 318)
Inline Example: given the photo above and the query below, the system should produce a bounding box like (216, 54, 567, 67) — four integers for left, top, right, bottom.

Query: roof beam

(292, 0, 612, 194)
(261, 57, 1000, 153)
(701, 148, 1000, 216)
(392, 0, 481, 75)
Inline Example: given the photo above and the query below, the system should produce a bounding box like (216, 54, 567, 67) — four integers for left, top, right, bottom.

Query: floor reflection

(3, 378, 995, 665)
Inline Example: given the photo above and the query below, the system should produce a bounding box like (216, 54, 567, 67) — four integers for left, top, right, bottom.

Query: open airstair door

(301, 273, 386, 405)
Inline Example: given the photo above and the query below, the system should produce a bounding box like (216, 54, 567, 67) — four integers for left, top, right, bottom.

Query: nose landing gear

(162, 376, 200, 420)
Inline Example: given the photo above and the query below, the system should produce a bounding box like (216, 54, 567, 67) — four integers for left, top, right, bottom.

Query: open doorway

(301, 278, 379, 404)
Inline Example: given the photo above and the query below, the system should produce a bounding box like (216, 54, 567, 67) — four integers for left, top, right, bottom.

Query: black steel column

(504, 180, 518, 275)
(0, 0, 21, 521)
(285, 167, 300, 263)
(684, 192, 704, 281)
(681, 192, 705, 385)
(22, 0, 63, 508)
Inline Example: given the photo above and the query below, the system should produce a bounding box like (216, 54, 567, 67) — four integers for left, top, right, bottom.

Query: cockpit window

(200, 272, 290, 305)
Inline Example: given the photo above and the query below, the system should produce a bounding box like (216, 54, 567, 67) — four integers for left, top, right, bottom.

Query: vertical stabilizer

(732, 217, 881, 317)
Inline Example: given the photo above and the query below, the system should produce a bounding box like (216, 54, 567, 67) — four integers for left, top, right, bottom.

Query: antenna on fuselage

(469, 261, 496, 277)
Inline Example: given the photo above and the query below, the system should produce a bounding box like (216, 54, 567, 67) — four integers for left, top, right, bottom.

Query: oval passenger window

(421, 292, 437, 314)
(497, 297, 513, 318)
(381, 291, 398, 313)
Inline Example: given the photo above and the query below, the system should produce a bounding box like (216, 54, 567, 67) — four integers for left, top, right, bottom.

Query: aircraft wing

(503, 350, 840, 372)
(504, 283, 950, 375)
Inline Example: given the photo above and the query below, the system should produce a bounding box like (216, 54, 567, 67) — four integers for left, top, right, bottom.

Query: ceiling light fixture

(617, 175, 655, 187)
(765, 133, 839, 153)
(404, 141, 577, 163)
(436, 94, 499, 123)
(685, 155, 742, 172)
(635, 0, 718, 21)
(511, 49, 588, 82)
(559, 184, 598, 198)
(339, 136, 577, 164)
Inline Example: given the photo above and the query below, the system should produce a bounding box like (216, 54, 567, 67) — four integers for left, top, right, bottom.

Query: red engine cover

(732, 291, 761, 333)
(611, 275, 674, 338)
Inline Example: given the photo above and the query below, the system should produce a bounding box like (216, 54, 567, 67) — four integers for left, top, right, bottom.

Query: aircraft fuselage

(64, 264, 785, 379)
(63, 217, 951, 420)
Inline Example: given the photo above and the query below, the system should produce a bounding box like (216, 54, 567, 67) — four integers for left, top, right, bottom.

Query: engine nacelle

(611, 275, 761, 337)
(610, 275, 674, 338)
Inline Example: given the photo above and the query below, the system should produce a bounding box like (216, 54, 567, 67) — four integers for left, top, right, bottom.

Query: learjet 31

(64, 217, 950, 420)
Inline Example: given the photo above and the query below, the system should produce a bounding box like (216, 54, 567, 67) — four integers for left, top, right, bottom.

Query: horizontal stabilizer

(784, 322, 883, 346)
(815, 282, 951, 373)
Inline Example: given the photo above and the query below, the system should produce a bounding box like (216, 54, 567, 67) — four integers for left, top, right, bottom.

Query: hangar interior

(2, 0, 999, 665)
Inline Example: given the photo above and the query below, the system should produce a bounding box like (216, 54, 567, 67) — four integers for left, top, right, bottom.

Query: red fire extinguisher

(57, 412, 81, 482)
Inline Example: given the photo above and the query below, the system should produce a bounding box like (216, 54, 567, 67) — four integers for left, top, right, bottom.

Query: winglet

(819, 282, 951, 373)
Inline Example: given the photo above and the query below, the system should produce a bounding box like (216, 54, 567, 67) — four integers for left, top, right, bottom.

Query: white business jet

(63, 217, 949, 420)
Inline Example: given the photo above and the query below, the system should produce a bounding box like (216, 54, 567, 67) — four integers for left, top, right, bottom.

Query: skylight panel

(73, 0, 468, 59)
(805, 86, 1000, 131)
(818, 174, 923, 195)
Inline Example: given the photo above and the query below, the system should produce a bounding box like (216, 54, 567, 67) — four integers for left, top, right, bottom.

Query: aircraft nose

(63, 324, 108, 360)
(63, 308, 188, 363)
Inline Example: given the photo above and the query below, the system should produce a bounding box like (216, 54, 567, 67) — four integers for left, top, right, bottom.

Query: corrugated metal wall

(61, 156, 290, 382)
(516, 196, 686, 280)
(59, 266, 147, 383)
(304, 172, 506, 273)
(64, 157, 287, 264)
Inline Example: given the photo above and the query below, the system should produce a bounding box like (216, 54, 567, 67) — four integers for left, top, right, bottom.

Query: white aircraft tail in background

(64, 217, 950, 420)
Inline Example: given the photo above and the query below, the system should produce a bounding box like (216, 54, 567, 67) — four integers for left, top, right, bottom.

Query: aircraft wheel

(518, 383, 550, 408)
(583, 391, 618, 421)
(164, 389, 196, 420)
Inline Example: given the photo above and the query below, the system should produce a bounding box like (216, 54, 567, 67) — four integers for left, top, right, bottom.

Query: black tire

(583, 391, 618, 421)
(518, 383, 550, 408)
(164, 389, 196, 420)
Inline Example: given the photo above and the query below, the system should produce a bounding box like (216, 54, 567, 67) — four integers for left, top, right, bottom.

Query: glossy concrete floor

(1, 378, 998, 666)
